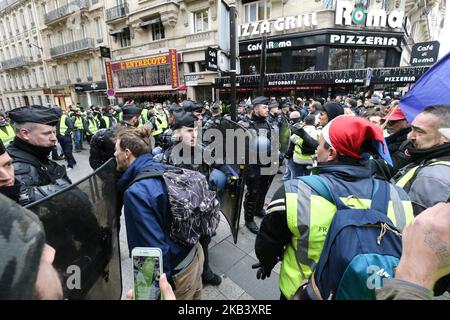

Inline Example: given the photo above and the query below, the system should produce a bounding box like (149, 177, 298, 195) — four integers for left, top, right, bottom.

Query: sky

(438, 0, 450, 58)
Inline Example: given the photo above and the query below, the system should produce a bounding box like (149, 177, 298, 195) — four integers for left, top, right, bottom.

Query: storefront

(74, 81, 108, 107)
(107, 50, 186, 103)
(215, 3, 420, 100)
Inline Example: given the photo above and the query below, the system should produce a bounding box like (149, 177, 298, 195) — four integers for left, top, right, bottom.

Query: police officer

(6, 105, 72, 206)
(267, 100, 281, 129)
(156, 110, 222, 286)
(243, 96, 275, 234)
(237, 104, 253, 129)
(203, 103, 222, 131)
(89, 104, 142, 170)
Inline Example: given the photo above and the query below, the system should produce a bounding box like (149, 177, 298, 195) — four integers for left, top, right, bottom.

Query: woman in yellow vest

(253, 116, 414, 300)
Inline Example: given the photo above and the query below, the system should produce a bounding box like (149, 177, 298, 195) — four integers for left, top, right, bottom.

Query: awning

(139, 18, 161, 28)
(114, 85, 187, 95)
(109, 29, 124, 36)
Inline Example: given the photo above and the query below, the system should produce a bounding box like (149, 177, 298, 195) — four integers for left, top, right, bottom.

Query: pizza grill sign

(335, 0, 404, 29)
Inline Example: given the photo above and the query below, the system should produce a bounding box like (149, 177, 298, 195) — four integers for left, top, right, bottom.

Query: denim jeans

(74, 130, 83, 150)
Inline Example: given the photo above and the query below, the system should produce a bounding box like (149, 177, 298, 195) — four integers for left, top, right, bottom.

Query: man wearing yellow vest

(254, 116, 414, 300)
(71, 109, 85, 152)
(56, 110, 76, 169)
(393, 105, 450, 215)
(0, 113, 15, 147)
(83, 110, 99, 144)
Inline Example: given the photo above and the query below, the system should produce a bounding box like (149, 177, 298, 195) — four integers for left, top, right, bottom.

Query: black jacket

(7, 138, 71, 206)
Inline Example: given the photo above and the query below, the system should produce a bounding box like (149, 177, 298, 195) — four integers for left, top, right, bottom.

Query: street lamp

(28, 43, 55, 107)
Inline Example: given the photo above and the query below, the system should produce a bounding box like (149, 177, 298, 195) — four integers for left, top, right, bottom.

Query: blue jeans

(74, 130, 83, 150)
(282, 158, 310, 180)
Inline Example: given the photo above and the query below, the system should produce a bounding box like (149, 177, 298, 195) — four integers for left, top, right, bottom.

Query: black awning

(109, 29, 124, 36)
(214, 66, 430, 87)
(139, 18, 161, 28)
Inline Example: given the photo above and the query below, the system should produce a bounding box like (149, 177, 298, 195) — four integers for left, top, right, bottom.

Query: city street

(62, 147, 283, 300)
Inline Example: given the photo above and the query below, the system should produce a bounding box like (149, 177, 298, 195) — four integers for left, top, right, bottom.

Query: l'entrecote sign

(239, 13, 318, 37)
(335, 0, 404, 29)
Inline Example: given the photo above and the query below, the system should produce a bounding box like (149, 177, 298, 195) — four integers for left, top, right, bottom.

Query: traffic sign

(107, 88, 115, 97)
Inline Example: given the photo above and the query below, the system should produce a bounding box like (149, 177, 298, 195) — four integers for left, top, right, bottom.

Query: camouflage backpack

(131, 165, 221, 246)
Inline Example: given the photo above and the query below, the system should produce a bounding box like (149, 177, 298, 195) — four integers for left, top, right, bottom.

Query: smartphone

(131, 247, 163, 300)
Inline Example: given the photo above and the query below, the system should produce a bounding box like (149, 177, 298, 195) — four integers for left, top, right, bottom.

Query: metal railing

(50, 38, 95, 58)
(44, 0, 89, 25)
(106, 2, 129, 22)
(1, 56, 31, 70)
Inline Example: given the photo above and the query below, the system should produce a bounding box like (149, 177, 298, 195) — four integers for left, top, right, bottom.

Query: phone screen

(133, 255, 161, 300)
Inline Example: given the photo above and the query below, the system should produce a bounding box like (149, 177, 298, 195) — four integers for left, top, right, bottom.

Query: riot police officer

(203, 103, 222, 131)
(6, 105, 72, 206)
(89, 104, 142, 170)
(243, 96, 276, 234)
(267, 100, 281, 129)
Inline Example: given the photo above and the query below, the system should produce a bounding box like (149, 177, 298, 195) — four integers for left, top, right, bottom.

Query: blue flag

(399, 52, 450, 124)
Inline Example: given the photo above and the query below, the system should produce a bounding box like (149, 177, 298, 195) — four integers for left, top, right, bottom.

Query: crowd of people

(0, 90, 449, 301)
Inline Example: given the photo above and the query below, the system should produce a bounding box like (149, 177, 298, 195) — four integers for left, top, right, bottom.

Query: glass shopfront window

(329, 47, 387, 70)
(240, 54, 260, 75)
(266, 52, 282, 73)
(292, 48, 316, 72)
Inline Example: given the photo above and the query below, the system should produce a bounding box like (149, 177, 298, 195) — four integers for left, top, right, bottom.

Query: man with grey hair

(393, 105, 450, 215)
(6, 105, 71, 206)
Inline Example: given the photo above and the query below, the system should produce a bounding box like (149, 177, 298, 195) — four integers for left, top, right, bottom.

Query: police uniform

(155, 110, 222, 286)
(243, 97, 276, 234)
(7, 105, 72, 206)
(267, 100, 281, 129)
(89, 104, 141, 170)
(202, 104, 222, 132)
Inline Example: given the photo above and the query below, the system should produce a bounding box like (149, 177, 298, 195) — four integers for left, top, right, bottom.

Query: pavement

(61, 146, 283, 300)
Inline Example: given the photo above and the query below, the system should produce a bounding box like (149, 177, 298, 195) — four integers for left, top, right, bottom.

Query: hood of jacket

(116, 153, 166, 194)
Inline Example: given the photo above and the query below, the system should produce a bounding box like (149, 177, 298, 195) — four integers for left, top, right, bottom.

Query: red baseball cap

(382, 106, 406, 121)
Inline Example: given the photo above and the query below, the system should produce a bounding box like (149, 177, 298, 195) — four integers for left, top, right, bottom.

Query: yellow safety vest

(59, 115, 70, 135)
(74, 117, 84, 130)
(396, 161, 450, 189)
(87, 118, 98, 135)
(151, 117, 163, 136)
(293, 136, 313, 162)
(102, 116, 111, 128)
(281, 179, 414, 299)
(158, 110, 169, 130)
(0, 124, 15, 146)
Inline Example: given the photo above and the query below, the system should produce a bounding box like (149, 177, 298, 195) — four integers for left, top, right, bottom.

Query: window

(95, 18, 103, 41)
(64, 64, 70, 82)
(48, 34, 54, 48)
(244, 0, 270, 23)
(52, 65, 59, 83)
(59, 31, 64, 46)
(0, 49, 3, 61)
(75, 62, 81, 79)
(28, 6, 35, 26)
(0, 20, 5, 39)
(118, 28, 131, 47)
(199, 61, 206, 72)
(40, 68, 45, 85)
(19, 11, 26, 31)
(194, 9, 209, 33)
(54, 0, 60, 9)
(32, 69, 37, 86)
(188, 62, 196, 73)
(81, 24, 87, 39)
(12, 15, 19, 33)
(70, 29, 76, 42)
(42, 3, 48, 15)
(150, 19, 165, 41)
(6, 18, 12, 36)
(328, 48, 387, 70)
(17, 43, 23, 56)
(99, 57, 105, 79)
(85, 59, 92, 79)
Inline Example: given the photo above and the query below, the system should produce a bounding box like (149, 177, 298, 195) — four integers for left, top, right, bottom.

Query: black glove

(251, 262, 273, 280)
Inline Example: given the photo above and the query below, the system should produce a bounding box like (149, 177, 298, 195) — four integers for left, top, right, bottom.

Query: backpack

(131, 165, 221, 246)
(298, 175, 403, 300)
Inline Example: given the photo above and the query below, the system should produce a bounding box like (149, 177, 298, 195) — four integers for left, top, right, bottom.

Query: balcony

(1, 56, 31, 70)
(44, 0, 89, 26)
(50, 38, 95, 58)
(106, 2, 129, 22)
(0, 0, 21, 12)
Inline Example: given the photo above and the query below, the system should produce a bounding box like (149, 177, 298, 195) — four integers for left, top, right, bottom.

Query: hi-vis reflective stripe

(396, 161, 450, 188)
(293, 137, 312, 161)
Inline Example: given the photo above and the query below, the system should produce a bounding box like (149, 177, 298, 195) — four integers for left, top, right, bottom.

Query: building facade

(215, 0, 446, 100)
(0, 0, 49, 111)
(104, 0, 221, 102)
(39, 0, 109, 110)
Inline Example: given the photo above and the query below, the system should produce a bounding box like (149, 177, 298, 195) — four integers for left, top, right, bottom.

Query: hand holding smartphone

(132, 247, 163, 300)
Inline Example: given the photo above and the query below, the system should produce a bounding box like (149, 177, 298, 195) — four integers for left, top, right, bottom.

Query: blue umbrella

(399, 51, 450, 123)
